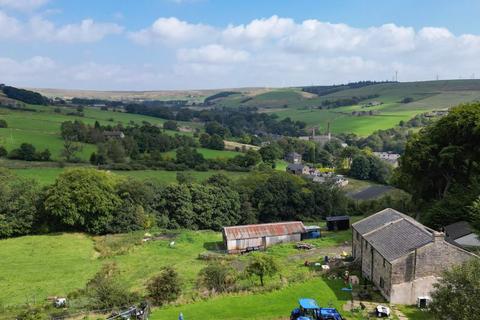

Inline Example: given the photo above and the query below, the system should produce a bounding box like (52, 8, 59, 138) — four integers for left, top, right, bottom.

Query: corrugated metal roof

(223, 221, 305, 240)
(364, 219, 433, 262)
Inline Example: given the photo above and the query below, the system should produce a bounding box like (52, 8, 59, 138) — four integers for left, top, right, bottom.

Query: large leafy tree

(43, 168, 122, 234)
(0, 169, 40, 238)
(158, 184, 195, 229)
(429, 259, 480, 320)
(398, 103, 480, 201)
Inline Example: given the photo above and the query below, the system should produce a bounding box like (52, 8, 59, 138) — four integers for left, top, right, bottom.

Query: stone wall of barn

(414, 235, 475, 278)
(352, 228, 362, 260)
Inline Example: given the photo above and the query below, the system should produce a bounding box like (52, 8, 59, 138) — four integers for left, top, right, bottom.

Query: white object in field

(321, 265, 330, 270)
(54, 297, 67, 307)
(170, 241, 175, 247)
(375, 305, 390, 317)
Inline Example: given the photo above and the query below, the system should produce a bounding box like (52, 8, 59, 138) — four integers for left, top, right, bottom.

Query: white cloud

(0, 10, 22, 38)
(0, 11, 123, 43)
(0, 0, 49, 11)
(5, 16, 480, 90)
(128, 17, 215, 45)
(223, 15, 295, 44)
(177, 44, 249, 64)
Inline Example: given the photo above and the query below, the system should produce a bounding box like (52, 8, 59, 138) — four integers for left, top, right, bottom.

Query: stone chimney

(433, 231, 444, 243)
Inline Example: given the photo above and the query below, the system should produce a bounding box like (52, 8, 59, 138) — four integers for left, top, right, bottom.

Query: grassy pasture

(12, 167, 250, 186)
(0, 105, 197, 161)
(221, 80, 480, 136)
(0, 227, 351, 307)
(0, 222, 433, 319)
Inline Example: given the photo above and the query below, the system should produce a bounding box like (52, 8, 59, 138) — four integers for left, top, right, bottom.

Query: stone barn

(222, 221, 306, 254)
(352, 208, 477, 305)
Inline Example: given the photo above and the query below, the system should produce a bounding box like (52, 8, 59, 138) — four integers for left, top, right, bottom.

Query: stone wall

(352, 228, 362, 260)
(371, 249, 392, 298)
(414, 238, 475, 278)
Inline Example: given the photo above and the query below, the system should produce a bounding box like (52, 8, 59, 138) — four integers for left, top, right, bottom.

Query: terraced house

(352, 208, 477, 305)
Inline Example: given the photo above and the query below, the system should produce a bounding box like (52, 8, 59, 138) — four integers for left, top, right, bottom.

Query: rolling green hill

(0, 104, 204, 161)
(209, 80, 480, 135)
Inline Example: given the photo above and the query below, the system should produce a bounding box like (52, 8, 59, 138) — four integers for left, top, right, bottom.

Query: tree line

(0, 168, 364, 238)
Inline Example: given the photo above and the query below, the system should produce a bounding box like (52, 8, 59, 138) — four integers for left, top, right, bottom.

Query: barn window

(356, 232, 359, 240)
(379, 277, 384, 289)
(383, 258, 386, 267)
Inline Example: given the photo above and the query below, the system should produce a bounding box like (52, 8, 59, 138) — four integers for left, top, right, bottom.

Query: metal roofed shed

(302, 225, 321, 240)
(326, 215, 350, 231)
(222, 221, 306, 254)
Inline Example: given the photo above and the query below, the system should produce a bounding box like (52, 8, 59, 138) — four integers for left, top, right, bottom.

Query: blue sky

(1, 0, 479, 90)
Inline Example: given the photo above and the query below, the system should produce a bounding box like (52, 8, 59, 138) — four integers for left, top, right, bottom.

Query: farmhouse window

(383, 258, 386, 267)
(379, 277, 384, 288)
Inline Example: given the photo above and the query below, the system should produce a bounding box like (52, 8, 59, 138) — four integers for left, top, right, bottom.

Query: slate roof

(287, 163, 307, 171)
(326, 215, 350, 222)
(352, 208, 405, 235)
(445, 221, 473, 240)
(223, 221, 305, 240)
(364, 219, 433, 262)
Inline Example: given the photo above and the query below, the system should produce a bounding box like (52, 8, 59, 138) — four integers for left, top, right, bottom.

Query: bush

(0, 146, 7, 157)
(163, 120, 178, 131)
(86, 263, 139, 309)
(146, 267, 182, 306)
(199, 261, 237, 293)
(0, 119, 7, 128)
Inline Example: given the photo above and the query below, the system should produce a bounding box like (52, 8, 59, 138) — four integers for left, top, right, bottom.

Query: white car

(375, 305, 391, 317)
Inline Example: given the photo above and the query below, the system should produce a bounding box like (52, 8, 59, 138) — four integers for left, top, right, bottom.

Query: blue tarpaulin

(299, 298, 320, 309)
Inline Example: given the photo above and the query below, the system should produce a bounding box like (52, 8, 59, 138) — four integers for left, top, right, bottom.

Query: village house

(373, 152, 401, 167)
(286, 152, 302, 164)
(222, 221, 306, 254)
(352, 208, 477, 305)
(286, 163, 310, 176)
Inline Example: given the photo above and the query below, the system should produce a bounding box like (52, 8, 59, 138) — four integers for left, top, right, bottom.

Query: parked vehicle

(290, 298, 343, 320)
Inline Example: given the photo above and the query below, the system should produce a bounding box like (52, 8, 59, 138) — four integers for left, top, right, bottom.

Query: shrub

(0, 146, 7, 157)
(86, 263, 139, 309)
(199, 261, 237, 293)
(146, 267, 182, 306)
(0, 119, 7, 128)
(163, 120, 178, 131)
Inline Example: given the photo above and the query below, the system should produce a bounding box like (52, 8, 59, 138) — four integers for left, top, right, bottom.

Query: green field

(12, 167, 250, 186)
(209, 80, 480, 136)
(0, 233, 101, 306)
(0, 227, 348, 307)
(0, 227, 432, 320)
(152, 278, 350, 320)
(0, 104, 196, 161)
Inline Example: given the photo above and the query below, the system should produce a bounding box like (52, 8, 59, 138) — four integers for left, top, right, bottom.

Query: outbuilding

(222, 221, 306, 254)
(326, 216, 350, 231)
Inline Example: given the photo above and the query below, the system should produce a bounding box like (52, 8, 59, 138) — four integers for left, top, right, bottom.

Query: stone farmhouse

(352, 208, 477, 305)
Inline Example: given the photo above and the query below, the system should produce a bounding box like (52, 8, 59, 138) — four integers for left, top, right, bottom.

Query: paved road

(348, 185, 393, 201)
